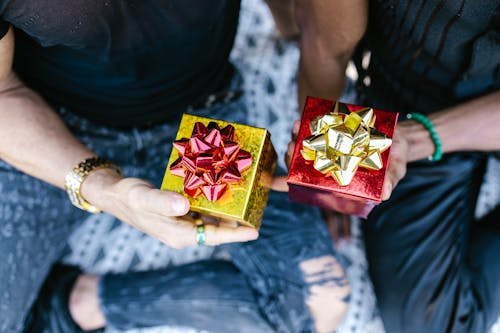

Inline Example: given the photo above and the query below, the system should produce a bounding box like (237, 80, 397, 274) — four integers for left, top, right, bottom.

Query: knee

(300, 255, 350, 333)
(69, 275, 106, 330)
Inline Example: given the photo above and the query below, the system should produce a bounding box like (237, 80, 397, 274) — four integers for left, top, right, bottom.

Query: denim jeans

(0, 91, 346, 333)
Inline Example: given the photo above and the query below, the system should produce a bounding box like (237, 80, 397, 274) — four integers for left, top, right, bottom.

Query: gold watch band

(64, 156, 121, 213)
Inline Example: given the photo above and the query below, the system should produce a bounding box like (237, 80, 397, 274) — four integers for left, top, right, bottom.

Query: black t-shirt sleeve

(0, 21, 10, 40)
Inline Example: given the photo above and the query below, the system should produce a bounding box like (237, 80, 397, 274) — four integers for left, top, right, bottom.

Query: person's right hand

(272, 120, 353, 243)
(81, 169, 259, 249)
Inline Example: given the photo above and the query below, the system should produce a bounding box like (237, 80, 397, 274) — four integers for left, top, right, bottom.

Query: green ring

(196, 224, 206, 246)
(407, 112, 443, 161)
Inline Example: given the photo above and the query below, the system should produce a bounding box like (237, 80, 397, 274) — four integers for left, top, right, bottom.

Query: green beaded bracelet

(407, 112, 443, 161)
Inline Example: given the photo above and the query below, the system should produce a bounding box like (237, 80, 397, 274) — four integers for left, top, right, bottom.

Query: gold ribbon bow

(301, 102, 392, 186)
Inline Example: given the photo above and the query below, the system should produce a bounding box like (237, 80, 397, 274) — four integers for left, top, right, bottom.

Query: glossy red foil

(170, 121, 253, 202)
(287, 97, 399, 218)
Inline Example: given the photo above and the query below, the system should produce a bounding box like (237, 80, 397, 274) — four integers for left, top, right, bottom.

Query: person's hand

(273, 119, 415, 239)
(272, 120, 354, 243)
(321, 126, 413, 242)
(380, 122, 415, 201)
(81, 169, 259, 249)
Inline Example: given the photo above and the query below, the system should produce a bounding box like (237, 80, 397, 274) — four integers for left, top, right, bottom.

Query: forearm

(298, 53, 348, 112)
(403, 90, 500, 162)
(433, 91, 500, 152)
(0, 72, 95, 189)
(264, 0, 299, 39)
(295, 0, 368, 110)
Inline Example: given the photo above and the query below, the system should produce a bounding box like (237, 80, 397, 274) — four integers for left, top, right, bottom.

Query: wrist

(398, 120, 435, 162)
(80, 167, 123, 211)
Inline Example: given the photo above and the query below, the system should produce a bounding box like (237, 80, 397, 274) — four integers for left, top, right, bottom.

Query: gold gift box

(161, 114, 277, 229)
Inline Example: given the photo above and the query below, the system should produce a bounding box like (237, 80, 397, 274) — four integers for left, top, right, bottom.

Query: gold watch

(64, 156, 121, 213)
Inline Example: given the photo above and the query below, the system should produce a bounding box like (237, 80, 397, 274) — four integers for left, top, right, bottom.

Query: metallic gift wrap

(162, 114, 277, 229)
(287, 97, 398, 218)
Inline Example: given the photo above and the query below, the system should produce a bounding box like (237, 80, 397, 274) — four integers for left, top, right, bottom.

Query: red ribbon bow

(169, 122, 253, 201)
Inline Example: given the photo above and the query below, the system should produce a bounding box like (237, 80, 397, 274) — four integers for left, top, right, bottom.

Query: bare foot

(300, 256, 350, 333)
(68, 274, 106, 330)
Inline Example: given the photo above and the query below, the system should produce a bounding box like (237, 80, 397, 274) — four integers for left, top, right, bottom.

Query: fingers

(120, 179, 256, 248)
(218, 219, 239, 228)
(202, 224, 259, 246)
(381, 154, 407, 201)
(201, 214, 221, 225)
(285, 140, 296, 168)
(292, 119, 300, 139)
(284, 119, 300, 168)
(134, 187, 190, 216)
(381, 168, 399, 201)
(143, 217, 258, 249)
(382, 129, 409, 201)
(161, 217, 258, 248)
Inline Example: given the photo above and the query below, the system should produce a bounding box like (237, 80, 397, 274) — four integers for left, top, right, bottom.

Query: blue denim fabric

(0, 147, 87, 333)
(0, 92, 344, 333)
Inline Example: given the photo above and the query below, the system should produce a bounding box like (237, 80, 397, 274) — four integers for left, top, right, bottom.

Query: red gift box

(287, 97, 398, 218)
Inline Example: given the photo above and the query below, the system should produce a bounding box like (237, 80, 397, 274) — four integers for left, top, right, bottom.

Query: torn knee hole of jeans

(299, 256, 350, 301)
(300, 256, 347, 284)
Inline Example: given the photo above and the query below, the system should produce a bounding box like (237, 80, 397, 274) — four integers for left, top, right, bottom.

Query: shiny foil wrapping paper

(161, 114, 277, 229)
(287, 97, 398, 218)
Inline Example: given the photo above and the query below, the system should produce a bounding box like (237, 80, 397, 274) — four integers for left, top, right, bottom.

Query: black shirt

(357, 0, 499, 114)
(0, 1, 240, 126)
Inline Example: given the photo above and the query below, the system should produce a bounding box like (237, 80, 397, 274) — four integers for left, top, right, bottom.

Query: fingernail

(243, 229, 259, 241)
(249, 231, 259, 241)
(173, 196, 189, 214)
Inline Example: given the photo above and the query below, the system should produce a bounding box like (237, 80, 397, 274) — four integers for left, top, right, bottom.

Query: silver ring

(196, 224, 206, 246)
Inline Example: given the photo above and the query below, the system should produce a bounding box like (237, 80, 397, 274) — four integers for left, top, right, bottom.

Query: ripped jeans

(0, 93, 348, 333)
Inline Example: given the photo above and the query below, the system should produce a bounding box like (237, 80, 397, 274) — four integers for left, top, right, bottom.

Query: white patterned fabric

(63, 1, 500, 332)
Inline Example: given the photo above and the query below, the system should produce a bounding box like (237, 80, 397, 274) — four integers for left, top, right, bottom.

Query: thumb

(138, 188, 190, 216)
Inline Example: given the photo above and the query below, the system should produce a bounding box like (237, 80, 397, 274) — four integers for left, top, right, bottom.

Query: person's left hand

(381, 118, 438, 200)
(273, 120, 413, 200)
(380, 125, 410, 200)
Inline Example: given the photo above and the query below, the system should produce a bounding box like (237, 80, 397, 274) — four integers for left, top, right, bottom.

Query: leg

(0, 160, 82, 333)
(89, 192, 348, 333)
(63, 99, 348, 332)
(195, 101, 349, 332)
(97, 260, 275, 333)
(224, 190, 350, 333)
(363, 153, 499, 333)
(62, 111, 275, 333)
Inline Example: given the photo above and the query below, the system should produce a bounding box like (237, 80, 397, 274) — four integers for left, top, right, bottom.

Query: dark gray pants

(0, 97, 345, 333)
(363, 153, 500, 333)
